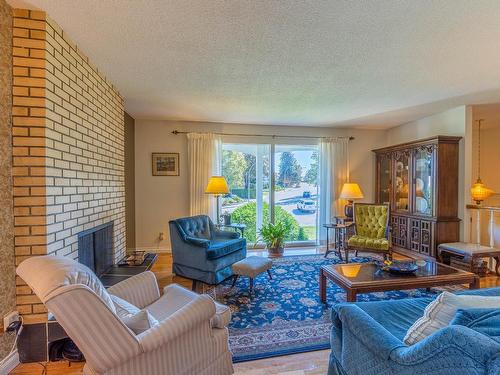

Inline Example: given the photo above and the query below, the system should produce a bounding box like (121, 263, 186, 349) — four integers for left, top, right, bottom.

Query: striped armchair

(17, 256, 233, 375)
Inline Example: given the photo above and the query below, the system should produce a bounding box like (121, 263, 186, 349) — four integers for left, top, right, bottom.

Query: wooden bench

(438, 242, 500, 276)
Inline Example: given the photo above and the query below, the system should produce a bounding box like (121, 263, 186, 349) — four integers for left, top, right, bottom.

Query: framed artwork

(152, 153, 179, 176)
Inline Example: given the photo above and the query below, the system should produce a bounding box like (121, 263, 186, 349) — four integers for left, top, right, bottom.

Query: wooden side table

(323, 223, 351, 260)
(333, 216, 353, 225)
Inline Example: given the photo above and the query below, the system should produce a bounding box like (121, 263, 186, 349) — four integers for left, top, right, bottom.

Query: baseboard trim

(0, 350, 19, 375)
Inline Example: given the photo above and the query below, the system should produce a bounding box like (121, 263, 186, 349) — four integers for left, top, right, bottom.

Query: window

(274, 145, 319, 243)
(222, 142, 319, 246)
(222, 144, 270, 244)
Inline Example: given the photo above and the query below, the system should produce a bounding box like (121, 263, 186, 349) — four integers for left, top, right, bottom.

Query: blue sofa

(169, 215, 247, 285)
(329, 287, 500, 375)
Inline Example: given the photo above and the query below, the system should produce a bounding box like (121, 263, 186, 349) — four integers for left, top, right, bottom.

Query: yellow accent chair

(346, 203, 391, 262)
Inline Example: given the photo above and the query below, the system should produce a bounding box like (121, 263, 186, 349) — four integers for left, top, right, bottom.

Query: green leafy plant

(257, 221, 290, 250)
(230, 202, 306, 242)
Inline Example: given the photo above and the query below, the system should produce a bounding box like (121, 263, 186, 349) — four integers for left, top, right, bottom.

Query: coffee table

(319, 261, 479, 303)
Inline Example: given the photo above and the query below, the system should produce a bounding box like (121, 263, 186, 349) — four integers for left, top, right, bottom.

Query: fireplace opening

(78, 221, 114, 277)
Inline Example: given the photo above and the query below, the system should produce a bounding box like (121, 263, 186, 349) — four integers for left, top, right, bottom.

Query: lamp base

(344, 201, 354, 219)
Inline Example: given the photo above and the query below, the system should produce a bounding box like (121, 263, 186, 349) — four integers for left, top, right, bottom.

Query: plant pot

(267, 245, 284, 258)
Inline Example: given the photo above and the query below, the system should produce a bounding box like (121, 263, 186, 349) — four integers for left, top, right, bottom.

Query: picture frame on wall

(152, 153, 179, 176)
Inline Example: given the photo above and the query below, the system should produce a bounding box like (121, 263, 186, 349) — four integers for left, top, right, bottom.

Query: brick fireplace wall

(12, 9, 126, 324)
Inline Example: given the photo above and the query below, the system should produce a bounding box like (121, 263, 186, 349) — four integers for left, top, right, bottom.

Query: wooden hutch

(372, 136, 461, 258)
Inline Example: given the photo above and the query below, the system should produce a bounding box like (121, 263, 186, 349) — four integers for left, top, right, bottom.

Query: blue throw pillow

(450, 308, 500, 343)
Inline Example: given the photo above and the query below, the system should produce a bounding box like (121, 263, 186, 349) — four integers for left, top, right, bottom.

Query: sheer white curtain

(187, 133, 222, 220)
(318, 137, 349, 243)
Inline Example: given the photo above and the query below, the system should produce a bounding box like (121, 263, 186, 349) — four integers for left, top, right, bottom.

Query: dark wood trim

(372, 135, 462, 153)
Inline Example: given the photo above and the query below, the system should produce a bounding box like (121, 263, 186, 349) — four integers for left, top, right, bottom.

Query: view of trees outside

(277, 152, 302, 188)
(222, 144, 318, 244)
(222, 150, 246, 188)
(304, 152, 318, 186)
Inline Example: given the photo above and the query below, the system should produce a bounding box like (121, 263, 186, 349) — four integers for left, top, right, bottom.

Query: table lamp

(339, 182, 364, 219)
(205, 176, 229, 223)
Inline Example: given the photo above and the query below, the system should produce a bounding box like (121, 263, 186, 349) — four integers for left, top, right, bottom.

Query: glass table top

(325, 261, 467, 283)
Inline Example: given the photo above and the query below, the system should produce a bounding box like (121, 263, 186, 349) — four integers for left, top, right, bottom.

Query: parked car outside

(302, 191, 311, 198)
(297, 199, 316, 212)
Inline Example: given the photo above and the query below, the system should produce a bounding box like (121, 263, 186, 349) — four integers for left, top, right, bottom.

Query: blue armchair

(169, 215, 247, 285)
(329, 287, 500, 375)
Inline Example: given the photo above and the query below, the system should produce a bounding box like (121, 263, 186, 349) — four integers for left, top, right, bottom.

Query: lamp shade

(470, 178, 494, 204)
(339, 183, 364, 200)
(205, 176, 229, 195)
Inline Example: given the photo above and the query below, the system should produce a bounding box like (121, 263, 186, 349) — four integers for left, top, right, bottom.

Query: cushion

(175, 215, 212, 240)
(451, 307, 500, 325)
(121, 309, 159, 335)
(232, 256, 273, 278)
(457, 286, 500, 297)
(213, 230, 240, 240)
(354, 204, 388, 238)
(450, 308, 500, 343)
(206, 238, 245, 259)
(348, 235, 389, 250)
(16, 255, 116, 313)
(438, 242, 500, 256)
(147, 284, 231, 329)
(353, 297, 433, 341)
(404, 291, 500, 345)
(111, 295, 140, 319)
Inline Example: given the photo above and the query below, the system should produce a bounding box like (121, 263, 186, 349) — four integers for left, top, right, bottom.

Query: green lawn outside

(301, 225, 316, 240)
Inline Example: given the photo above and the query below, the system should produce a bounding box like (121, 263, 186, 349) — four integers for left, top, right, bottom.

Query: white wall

(134, 120, 386, 250)
(386, 106, 467, 144)
(384, 106, 471, 240)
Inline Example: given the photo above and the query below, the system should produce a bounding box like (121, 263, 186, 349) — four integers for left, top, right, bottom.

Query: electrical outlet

(159, 232, 165, 241)
(3, 311, 19, 332)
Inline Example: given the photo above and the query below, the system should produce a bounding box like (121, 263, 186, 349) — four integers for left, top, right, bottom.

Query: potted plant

(257, 221, 290, 257)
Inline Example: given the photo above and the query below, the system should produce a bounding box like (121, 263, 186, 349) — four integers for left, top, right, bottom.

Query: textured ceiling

(8, 0, 500, 128)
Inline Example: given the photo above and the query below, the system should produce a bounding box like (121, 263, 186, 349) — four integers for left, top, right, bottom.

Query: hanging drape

(318, 137, 349, 243)
(187, 133, 221, 220)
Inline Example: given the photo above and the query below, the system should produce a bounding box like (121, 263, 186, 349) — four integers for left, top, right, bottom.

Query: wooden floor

(12, 248, 500, 375)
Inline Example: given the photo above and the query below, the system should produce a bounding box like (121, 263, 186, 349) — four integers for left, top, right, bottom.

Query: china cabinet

(373, 136, 461, 257)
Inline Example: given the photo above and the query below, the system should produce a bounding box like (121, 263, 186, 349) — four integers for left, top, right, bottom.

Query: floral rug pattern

(211, 254, 449, 362)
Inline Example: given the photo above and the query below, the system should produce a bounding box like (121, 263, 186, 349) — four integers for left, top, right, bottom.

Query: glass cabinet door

(413, 147, 434, 215)
(378, 155, 391, 204)
(394, 152, 410, 211)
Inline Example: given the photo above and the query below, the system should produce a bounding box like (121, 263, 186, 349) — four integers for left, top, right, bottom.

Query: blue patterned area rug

(212, 254, 447, 363)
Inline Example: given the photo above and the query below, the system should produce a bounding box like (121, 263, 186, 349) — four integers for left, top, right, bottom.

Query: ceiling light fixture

(470, 119, 494, 204)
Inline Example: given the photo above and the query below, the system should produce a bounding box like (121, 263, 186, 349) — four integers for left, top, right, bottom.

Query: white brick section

(44, 17, 125, 263)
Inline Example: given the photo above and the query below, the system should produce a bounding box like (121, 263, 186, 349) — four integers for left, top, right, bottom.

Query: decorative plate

(416, 196, 428, 213)
(387, 263, 418, 274)
(378, 261, 418, 275)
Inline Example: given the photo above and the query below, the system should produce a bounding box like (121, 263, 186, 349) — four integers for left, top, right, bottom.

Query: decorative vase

(267, 245, 284, 258)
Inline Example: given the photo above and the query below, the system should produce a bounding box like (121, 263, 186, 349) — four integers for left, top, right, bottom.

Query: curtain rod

(171, 130, 354, 140)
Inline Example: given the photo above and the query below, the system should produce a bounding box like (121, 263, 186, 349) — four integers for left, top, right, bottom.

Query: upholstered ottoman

(438, 242, 500, 276)
(231, 256, 272, 293)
